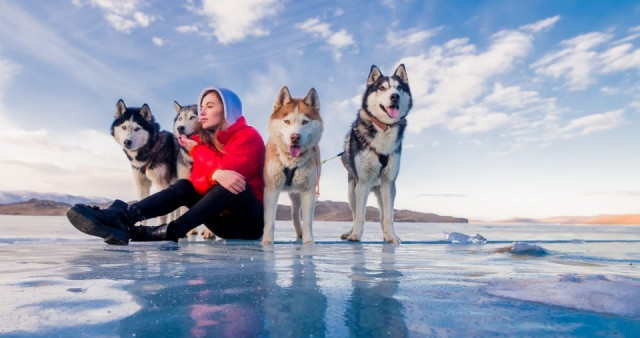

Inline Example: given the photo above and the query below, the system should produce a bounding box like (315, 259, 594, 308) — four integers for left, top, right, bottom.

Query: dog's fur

(112, 99, 178, 225)
(262, 87, 322, 245)
(340, 64, 412, 244)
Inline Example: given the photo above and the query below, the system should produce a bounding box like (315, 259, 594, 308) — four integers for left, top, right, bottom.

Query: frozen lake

(1, 215, 639, 337)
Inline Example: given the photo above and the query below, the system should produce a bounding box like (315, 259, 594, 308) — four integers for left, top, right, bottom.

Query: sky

(0, 0, 638, 220)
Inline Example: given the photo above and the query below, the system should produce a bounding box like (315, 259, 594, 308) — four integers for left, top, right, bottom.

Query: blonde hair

(197, 89, 227, 154)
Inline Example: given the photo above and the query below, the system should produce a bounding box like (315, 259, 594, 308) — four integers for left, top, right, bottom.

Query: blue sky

(0, 0, 638, 220)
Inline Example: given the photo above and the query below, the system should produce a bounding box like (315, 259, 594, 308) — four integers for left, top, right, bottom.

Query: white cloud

(399, 28, 534, 132)
(386, 27, 440, 47)
(297, 17, 355, 61)
(0, 57, 20, 96)
(450, 106, 510, 133)
(533, 30, 640, 90)
(74, 0, 156, 33)
(196, 0, 282, 44)
(176, 25, 199, 34)
(151, 37, 164, 47)
(560, 109, 625, 136)
(520, 15, 561, 32)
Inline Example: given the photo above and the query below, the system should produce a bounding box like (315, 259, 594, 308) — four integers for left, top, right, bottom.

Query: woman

(67, 87, 265, 244)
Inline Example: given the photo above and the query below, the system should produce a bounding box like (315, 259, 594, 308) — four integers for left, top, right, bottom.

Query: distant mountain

(0, 198, 468, 223)
(0, 191, 110, 205)
(492, 214, 640, 225)
(0, 199, 72, 216)
(277, 200, 468, 223)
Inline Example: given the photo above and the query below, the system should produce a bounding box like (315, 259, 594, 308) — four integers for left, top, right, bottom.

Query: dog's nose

(177, 126, 185, 133)
(290, 133, 301, 145)
(124, 140, 132, 148)
(390, 93, 399, 104)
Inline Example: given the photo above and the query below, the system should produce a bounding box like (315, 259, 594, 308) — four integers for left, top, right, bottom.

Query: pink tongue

(387, 107, 399, 118)
(290, 146, 301, 158)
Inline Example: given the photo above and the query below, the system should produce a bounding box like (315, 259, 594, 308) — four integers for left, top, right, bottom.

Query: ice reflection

(263, 245, 328, 337)
(345, 244, 408, 337)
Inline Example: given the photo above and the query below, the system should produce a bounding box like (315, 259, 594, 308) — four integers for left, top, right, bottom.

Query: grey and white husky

(341, 64, 412, 244)
(172, 101, 215, 239)
(112, 99, 178, 225)
(172, 101, 198, 180)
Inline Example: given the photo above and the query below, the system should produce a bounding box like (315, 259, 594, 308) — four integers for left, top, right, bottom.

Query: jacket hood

(197, 87, 243, 126)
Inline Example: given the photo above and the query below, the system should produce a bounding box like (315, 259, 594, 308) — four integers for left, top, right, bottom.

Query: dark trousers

(131, 179, 263, 240)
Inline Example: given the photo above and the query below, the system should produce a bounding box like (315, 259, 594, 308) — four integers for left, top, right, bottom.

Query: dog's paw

(201, 229, 216, 240)
(340, 233, 351, 240)
(346, 234, 361, 242)
(261, 239, 273, 246)
(386, 236, 401, 244)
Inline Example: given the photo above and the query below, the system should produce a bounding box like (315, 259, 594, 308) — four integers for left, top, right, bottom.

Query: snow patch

(486, 274, 640, 317)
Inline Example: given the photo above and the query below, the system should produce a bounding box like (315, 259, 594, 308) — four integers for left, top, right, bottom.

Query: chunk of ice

(444, 231, 487, 244)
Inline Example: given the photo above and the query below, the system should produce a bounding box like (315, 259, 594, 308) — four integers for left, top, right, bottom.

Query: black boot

(66, 199, 141, 245)
(129, 223, 179, 243)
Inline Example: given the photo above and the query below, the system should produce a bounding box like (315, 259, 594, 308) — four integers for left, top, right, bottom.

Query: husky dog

(173, 101, 199, 180)
(112, 99, 178, 225)
(341, 64, 412, 244)
(262, 87, 322, 245)
(172, 101, 215, 239)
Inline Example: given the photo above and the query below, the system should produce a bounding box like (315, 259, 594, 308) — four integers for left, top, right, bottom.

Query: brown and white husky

(262, 87, 323, 245)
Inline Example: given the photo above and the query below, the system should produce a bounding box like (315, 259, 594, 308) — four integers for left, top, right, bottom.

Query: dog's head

(111, 99, 157, 151)
(363, 64, 412, 123)
(173, 101, 199, 137)
(269, 86, 322, 158)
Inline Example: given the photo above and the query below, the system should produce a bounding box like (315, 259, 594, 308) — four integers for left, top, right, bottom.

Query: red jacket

(189, 117, 265, 203)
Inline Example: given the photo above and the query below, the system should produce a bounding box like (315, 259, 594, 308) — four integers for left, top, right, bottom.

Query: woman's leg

(201, 187, 264, 240)
(130, 179, 201, 220)
(170, 185, 263, 239)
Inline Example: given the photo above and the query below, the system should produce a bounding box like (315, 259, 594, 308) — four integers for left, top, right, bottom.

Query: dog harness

(283, 167, 297, 186)
(282, 146, 322, 198)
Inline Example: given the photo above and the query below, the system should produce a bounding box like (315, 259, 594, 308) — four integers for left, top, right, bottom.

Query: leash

(321, 152, 344, 165)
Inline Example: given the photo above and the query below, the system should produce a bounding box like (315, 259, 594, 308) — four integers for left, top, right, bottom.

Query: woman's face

(200, 92, 224, 130)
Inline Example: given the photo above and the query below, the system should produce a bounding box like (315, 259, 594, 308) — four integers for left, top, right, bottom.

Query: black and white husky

(341, 64, 412, 244)
(112, 99, 178, 225)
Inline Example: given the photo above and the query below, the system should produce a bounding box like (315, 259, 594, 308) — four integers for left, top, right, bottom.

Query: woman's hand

(177, 134, 198, 151)
(212, 170, 246, 194)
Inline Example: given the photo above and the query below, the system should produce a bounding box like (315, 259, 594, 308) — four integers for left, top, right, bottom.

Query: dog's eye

(302, 120, 309, 125)
(284, 120, 290, 125)
(122, 126, 127, 130)
(190, 116, 196, 120)
(134, 127, 141, 132)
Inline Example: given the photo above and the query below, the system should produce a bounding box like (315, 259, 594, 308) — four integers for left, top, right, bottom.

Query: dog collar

(369, 115, 391, 133)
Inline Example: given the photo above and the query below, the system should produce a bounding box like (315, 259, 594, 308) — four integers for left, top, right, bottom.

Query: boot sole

(67, 206, 129, 245)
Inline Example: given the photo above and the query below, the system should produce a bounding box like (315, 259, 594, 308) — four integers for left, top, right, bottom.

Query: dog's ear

(304, 88, 320, 110)
(115, 99, 127, 118)
(394, 64, 408, 83)
(367, 65, 382, 86)
(274, 86, 292, 111)
(173, 101, 182, 114)
(139, 104, 153, 122)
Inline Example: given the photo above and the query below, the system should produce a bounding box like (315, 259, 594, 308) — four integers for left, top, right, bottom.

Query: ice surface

(1, 216, 639, 336)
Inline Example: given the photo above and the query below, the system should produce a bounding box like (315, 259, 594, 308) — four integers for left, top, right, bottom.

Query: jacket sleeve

(214, 128, 265, 180)
(189, 128, 265, 195)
